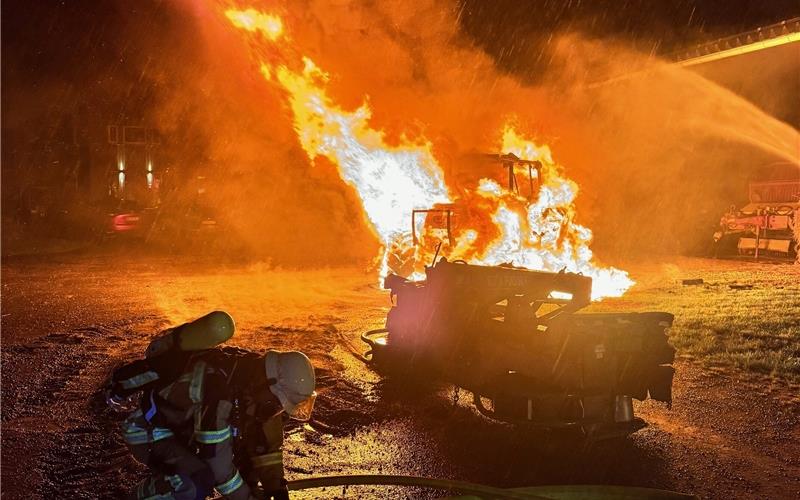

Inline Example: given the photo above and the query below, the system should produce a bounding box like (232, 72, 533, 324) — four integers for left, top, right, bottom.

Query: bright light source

(118, 160, 125, 172)
(118, 172, 126, 191)
(225, 9, 283, 40)
(147, 172, 154, 189)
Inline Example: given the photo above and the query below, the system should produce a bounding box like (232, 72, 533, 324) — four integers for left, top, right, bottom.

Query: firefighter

(107, 313, 316, 500)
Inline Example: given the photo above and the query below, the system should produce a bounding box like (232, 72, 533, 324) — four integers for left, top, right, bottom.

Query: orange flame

(491, 126, 633, 298)
(274, 56, 452, 267)
(224, 7, 633, 299)
(225, 8, 283, 40)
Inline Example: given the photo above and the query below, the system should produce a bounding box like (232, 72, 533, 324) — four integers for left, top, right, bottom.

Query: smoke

(540, 35, 800, 258)
(176, 0, 582, 266)
(142, 0, 380, 264)
(160, 0, 798, 265)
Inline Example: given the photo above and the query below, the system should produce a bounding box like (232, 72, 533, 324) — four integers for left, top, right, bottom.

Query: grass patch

(588, 258, 800, 381)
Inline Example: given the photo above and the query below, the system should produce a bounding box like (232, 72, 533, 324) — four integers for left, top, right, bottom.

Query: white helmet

(264, 350, 317, 421)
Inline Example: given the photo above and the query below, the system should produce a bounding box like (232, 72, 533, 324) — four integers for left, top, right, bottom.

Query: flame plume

(224, 6, 633, 299)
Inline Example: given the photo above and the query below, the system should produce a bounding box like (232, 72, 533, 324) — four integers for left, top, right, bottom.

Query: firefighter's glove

(105, 391, 137, 414)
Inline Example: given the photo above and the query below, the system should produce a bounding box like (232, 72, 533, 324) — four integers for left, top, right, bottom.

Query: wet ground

(2, 251, 799, 499)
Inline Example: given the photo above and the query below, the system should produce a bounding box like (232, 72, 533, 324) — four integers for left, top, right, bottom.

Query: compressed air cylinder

(146, 311, 236, 358)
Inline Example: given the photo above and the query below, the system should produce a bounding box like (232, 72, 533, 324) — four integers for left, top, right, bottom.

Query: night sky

(2, 1, 798, 142)
(4, 0, 799, 92)
(2, 1, 184, 126)
(460, 0, 800, 74)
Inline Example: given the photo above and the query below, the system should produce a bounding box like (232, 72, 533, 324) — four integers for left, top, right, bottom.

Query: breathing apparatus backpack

(108, 311, 236, 399)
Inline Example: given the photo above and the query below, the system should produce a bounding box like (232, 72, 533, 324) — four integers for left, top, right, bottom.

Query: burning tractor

(713, 178, 800, 262)
(385, 152, 544, 279)
(363, 259, 675, 440)
(366, 150, 663, 439)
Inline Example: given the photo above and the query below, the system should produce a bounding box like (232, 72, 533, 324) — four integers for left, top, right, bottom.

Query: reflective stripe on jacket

(124, 359, 252, 500)
(122, 411, 175, 445)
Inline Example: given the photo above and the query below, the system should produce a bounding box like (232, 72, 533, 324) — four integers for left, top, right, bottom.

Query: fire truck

(713, 178, 800, 262)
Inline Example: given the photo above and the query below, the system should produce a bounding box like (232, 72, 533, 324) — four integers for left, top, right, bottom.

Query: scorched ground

(1, 250, 799, 499)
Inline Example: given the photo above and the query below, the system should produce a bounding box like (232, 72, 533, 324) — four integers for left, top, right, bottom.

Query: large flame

(224, 6, 633, 299)
(274, 57, 451, 246)
(490, 126, 633, 297)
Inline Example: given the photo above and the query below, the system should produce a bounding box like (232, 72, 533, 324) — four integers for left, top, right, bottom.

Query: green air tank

(146, 311, 235, 358)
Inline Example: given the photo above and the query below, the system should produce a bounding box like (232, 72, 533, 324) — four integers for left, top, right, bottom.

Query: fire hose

(360, 328, 389, 362)
(285, 474, 697, 499)
(286, 474, 549, 499)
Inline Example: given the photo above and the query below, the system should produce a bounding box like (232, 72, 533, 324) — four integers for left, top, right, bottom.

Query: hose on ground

(359, 328, 389, 363)
(334, 328, 384, 364)
(286, 475, 698, 499)
(361, 328, 389, 347)
(286, 474, 551, 499)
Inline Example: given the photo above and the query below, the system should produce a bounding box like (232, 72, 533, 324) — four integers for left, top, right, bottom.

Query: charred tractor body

(364, 260, 675, 440)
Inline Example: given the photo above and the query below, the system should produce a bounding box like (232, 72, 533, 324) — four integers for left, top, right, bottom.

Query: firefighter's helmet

(264, 350, 317, 421)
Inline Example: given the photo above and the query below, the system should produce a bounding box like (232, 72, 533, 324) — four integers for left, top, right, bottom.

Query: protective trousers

(239, 415, 285, 493)
(125, 437, 213, 500)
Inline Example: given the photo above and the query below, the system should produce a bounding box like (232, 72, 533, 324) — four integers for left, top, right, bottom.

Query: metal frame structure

(365, 260, 675, 438)
(668, 17, 800, 67)
(107, 125, 161, 196)
(412, 208, 454, 246)
(410, 153, 543, 248)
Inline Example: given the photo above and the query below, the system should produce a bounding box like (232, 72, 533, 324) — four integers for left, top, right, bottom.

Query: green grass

(588, 258, 800, 381)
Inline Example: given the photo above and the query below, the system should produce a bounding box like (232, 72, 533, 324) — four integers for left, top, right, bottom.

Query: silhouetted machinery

(714, 179, 800, 262)
(363, 259, 675, 439)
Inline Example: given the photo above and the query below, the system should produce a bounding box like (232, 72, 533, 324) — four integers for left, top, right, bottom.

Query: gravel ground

(2, 251, 799, 499)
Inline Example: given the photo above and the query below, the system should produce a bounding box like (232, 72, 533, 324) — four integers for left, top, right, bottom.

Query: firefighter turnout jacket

(112, 348, 285, 499)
